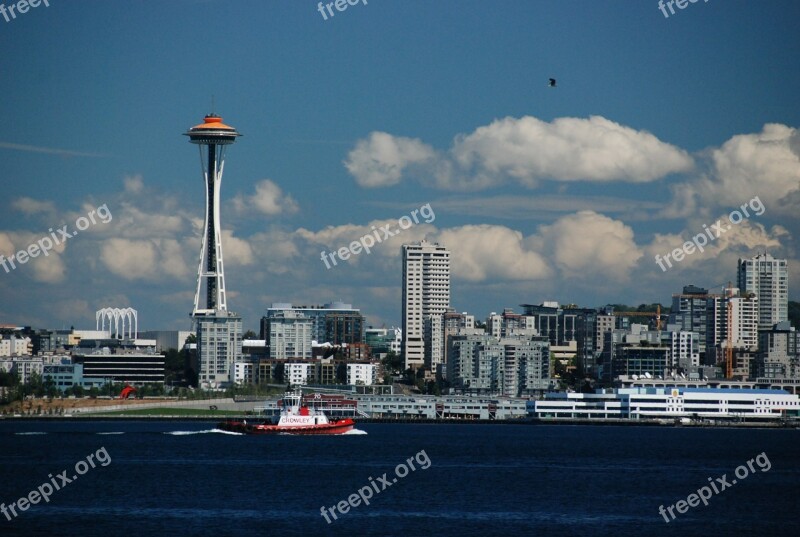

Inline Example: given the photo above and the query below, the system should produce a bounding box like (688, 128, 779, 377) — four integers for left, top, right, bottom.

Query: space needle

(184, 113, 243, 388)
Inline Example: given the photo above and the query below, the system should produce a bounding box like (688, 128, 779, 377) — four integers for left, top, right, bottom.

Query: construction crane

(726, 300, 734, 379)
(612, 305, 663, 330)
(672, 282, 733, 298)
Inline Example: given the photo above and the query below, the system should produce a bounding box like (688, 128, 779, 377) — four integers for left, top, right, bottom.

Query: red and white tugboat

(218, 391, 355, 435)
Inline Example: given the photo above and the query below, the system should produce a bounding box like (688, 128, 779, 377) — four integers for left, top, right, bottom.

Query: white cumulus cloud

(11, 197, 57, 217)
(529, 211, 643, 280)
(433, 225, 551, 282)
(344, 132, 437, 188)
(232, 179, 299, 216)
(99, 238, 191, 281)
(345, 115, 694, 190)
(663, 123, 800, 219)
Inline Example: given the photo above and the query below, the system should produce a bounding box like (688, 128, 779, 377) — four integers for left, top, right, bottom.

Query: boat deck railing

(253, 403, 367, 418)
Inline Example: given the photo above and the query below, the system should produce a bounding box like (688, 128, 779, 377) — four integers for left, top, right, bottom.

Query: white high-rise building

(707, 287, 759, 350)
(737, 253, 789, 330)
(195, 314, 242, 388)
(662, 328, 700, 370)
(267, 310, 313, 360)
(402, 240, 450, 370)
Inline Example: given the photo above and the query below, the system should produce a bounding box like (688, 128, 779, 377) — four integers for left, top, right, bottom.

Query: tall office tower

(423, 314, 445, 374)
(669, 285, 709, 363)
(402, 240, 450, 370)
(571, 307, 600, 377)
(737, 253, 789, 330)
(324, 311, 364, 346)
(185, 114, 243, 388)
(595, 312, 616, 365)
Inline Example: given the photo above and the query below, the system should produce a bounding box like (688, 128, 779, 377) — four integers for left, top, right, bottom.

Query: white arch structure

(96, 307, 138, 340)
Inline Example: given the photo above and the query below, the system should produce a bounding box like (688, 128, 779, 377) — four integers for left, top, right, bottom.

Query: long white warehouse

(530, 387, 800, 421)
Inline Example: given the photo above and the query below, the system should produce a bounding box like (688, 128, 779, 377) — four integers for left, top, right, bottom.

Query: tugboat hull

(218, 418, 355, 435)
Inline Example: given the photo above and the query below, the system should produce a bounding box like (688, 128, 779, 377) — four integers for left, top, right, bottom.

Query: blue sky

(1, 0, 798, 333)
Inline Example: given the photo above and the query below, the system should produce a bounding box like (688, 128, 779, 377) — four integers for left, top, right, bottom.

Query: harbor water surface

(1, 421, 798, 536)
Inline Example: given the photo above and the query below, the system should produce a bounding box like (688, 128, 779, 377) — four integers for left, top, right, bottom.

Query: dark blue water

(1, 421, 798, 536)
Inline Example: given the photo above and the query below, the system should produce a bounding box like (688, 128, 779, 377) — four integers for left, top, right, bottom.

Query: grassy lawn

(95, 407, 248, 417)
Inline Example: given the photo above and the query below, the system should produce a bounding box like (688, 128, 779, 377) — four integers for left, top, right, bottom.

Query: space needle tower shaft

(184, 114, 241, 315)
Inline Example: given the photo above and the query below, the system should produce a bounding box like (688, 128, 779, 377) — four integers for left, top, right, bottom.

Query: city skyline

(3, 4, 800, 536)
(1, 1, 799, 333)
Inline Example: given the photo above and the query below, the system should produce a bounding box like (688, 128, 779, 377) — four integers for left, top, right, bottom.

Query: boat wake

(15, 432, 47, 435)
(342, 428, 368, 435)
(97, 432, 125, 435)
(164, 428, 243, 436)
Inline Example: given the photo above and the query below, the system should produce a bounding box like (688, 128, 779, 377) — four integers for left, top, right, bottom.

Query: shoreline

(2, 415, 797, 428)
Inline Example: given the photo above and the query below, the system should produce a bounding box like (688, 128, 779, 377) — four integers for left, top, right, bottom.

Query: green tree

(28, 372, 45, 397)
(789, 301, 799, 329)
(335, 363, 347, 384)
(162, 348, 187, 386)
(43, 376, 58, 399)
(243, 330, 257, 340)
(425, 380, 441, 396)
(0, 370, 19, 387)
(177, 345, 197, 387)
(185, 366, 198, 388)
(402, 367, 416, 385)
(381, 351, 403, 374)
(272, 362, 285, 384)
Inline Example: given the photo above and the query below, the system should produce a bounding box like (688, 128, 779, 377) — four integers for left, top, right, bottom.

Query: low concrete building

(72, 350, 165, 385)
(1, 357, 43, 384)
(347, 363, 378, 386)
